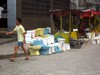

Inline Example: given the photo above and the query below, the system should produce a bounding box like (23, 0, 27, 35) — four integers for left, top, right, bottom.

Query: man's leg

(9, 45, 19, 62)
(21, 44, 29, 60)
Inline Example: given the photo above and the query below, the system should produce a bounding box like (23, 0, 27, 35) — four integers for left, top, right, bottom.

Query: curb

(0, 38, 17, 45)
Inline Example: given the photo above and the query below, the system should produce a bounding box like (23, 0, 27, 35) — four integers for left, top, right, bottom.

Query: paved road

(0, 42, 100, 75)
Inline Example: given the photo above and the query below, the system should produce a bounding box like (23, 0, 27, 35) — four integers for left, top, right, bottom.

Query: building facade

(17, 0, 70, 30)
(0, 0, 70, 31)
(70, 0, 100, 10)
(1, 0, 100, 31)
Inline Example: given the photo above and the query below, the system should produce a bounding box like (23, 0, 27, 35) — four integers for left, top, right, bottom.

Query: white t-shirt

(0, 7, 4, 18)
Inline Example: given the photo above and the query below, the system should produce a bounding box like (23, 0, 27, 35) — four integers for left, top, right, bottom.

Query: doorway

(0, 0, 7, 28)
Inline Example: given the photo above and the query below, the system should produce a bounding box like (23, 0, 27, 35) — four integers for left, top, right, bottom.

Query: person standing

(6, 18, 29, 62)
(0, 7, 4, 18)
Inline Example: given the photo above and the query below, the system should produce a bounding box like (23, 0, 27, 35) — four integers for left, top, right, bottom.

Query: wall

(22, 16, 51, 30)
(17, 0, 70, 30)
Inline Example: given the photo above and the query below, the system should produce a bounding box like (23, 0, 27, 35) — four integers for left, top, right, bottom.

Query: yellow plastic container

(54, 32, 69, 43)
(70, 31, 77, 40)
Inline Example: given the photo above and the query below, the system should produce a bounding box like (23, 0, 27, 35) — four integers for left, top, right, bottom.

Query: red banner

(80, 10, 100, 18)
(80, 12, 91, 18)
(91, 11, 100, 15)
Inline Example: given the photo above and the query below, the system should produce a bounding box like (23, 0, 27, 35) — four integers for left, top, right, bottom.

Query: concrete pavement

(0, 41, 100, 75)
(0, 34, 17, 45)
(0, 38, 16, 45)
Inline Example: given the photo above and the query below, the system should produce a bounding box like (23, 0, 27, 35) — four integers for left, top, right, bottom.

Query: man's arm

(6, 31, 14, 35)
(6, 26, 16, 35)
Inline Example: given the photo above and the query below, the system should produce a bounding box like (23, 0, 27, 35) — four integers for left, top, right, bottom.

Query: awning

(49, 9, 70, 17)
(91, 11, 100, 15)
(80, 9, 100, 18)
(80, 12, 91, 18)
(49, 9, 80, 17)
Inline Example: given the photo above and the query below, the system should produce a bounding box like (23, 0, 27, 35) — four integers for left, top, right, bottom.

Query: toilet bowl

(29, 46, 41, 55)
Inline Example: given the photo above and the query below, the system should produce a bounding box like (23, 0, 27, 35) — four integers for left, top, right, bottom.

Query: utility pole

(50, 0, 55, 33)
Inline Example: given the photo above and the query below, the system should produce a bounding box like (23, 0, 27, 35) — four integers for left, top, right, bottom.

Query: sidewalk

(0, 41, 24, 59)
(0, 38, 17, 45)
(0, 42, 100, 75)
(0, 34, 17, 45)
(0, 38, 28, 59)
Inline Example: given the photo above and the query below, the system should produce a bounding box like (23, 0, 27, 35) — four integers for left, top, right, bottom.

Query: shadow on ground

(0, 53, 25, 59)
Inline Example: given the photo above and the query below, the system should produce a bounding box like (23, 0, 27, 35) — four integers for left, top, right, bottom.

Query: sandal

(25, 58, 29, 60)
(9, 58, 14, 62)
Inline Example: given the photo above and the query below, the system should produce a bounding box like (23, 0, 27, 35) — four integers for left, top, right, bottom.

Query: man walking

(6, 18, 29, 62)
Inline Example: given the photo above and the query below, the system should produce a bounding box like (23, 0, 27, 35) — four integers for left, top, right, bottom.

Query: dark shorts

(16, 41, 23, 46)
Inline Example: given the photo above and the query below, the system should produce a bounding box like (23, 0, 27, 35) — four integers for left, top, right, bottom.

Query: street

(0, 42, 100, 75)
